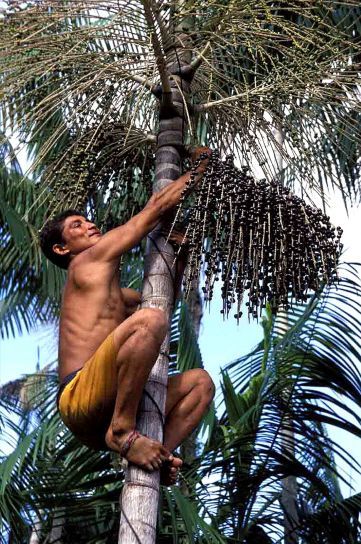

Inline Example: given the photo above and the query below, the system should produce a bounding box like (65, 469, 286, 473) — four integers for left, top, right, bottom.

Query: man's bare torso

(58, 256, 139, 381)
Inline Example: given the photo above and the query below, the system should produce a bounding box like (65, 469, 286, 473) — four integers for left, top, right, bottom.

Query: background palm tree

(1, 0, 361, 542)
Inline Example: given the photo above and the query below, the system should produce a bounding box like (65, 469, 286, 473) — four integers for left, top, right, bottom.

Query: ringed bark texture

(118, 37, 192, 543)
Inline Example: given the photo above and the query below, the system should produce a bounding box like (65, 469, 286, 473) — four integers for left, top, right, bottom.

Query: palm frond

(191, 264, 361, 540)
(0, 157, 62, 338)
(0, 371, 122, 543)
(1, 1, 360, 207)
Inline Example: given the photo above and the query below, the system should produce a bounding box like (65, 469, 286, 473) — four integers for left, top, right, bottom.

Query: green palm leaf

(207, 266, 361, 540)
(1, 1, 360, 205)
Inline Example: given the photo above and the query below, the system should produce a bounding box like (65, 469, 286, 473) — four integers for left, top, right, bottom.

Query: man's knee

(135, 307, 168, 340)
(195, 369, 215, 404)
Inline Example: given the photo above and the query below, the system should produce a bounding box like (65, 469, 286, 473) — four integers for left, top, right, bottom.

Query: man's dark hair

(39, 209, 87, 269)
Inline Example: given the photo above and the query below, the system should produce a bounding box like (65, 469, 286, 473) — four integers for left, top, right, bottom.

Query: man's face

(53, 215, 102, 259)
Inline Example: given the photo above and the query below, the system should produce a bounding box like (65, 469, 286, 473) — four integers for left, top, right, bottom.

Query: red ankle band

(120, 430, 140, 458)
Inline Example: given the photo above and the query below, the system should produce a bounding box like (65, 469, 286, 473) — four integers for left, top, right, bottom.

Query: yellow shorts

(58, 332, 118, 450)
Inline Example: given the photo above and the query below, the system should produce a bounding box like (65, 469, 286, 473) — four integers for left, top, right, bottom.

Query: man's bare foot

(105, 428, 170, 471)
(160, 456, 183, 486)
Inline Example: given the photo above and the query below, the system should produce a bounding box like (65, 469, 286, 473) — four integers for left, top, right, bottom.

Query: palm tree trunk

(274, 124, 299, 543)
(48, 509, 64, 544)
(179, 283, 204, 497)
(276, 307, 299, 544)
(118, 22, 193, 542)
(29, 519, 41, 544)
(280, 422, 299, 544)
(187, 280, 204, 338)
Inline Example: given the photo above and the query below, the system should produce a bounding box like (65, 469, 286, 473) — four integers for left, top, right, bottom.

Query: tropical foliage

(0, 135, 62, 339)
(1, 1, 361, 204)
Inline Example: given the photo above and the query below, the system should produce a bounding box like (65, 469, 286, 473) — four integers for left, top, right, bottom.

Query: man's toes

(170, 473, 177, 482)
(166, 456, 182, 469)
(161, 446, 171, 457)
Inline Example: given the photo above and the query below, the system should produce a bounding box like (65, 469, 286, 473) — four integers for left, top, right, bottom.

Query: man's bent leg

(164, 369, 215, 451)
(104, 308, 172, 471)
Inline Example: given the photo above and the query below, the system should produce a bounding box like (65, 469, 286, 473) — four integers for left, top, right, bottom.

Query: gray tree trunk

(280, 422, 299, 544)
(29, 518, 41, 544)
(179, 283, 204, 497)
(118, 26, 192, 542)
(48, 508, 64, 544)
(276, 289, 299, 544)
(187, 280, 204, 338)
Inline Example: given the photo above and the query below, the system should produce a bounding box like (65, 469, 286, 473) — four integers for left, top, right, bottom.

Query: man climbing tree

(39, 147, 214, 485)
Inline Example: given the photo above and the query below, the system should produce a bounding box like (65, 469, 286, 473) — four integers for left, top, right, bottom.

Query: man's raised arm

(85, 148, 211, 263)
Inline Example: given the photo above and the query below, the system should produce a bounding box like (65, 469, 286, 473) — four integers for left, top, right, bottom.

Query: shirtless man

(39, 147, 215, 485)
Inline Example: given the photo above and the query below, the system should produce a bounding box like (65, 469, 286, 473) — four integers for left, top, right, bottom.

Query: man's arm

(84, 148, 211, 264)
(122, 288, 142, 316)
